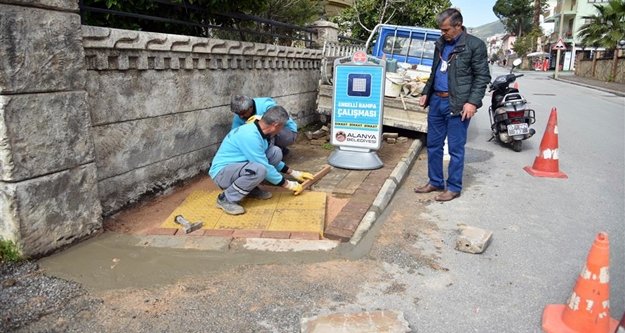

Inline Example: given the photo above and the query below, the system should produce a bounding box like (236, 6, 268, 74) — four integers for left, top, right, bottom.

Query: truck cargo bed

(316, 83, 428, 133)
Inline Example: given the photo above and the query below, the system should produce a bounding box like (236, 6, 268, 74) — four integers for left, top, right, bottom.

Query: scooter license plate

(507, 123, 529, 136)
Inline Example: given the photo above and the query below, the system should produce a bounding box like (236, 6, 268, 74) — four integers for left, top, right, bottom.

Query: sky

(450, 0, 500, 28)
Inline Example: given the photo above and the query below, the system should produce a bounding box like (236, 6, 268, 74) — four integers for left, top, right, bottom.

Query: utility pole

(554, 0, 565, 79)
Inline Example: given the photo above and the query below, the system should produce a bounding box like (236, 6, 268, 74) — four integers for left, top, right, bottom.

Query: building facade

(544, 0, 611, 70)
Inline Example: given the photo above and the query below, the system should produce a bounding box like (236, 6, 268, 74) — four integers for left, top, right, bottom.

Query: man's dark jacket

(422, 28, 491, 116)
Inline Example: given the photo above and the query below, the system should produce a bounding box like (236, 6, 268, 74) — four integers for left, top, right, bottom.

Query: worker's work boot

(216, 193, 245, 215)
(248, 187, 272, 200)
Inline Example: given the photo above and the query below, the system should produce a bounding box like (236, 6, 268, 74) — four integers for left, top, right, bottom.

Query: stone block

(1, 0, 78, 11)
(92, 107, 229, 180)
(0, 164, 102, 257)
(86, 69, 233, 125)
(0, 4, 85, 94)
(383, 132, 399, 139)
(85, 59, 319, 125)
(309, 139, 328, 145)
(389, 160, 409, 185)
(349, 210, 377, 245)
(0, 91, 95, 181)
(371, 179, 397, 213)
(97, 146, 216, 214)
(455, 226, 493, 254)
(289, 232, 320, 240)
(301, 310, 410, 333)
(232, 230, 262, 238)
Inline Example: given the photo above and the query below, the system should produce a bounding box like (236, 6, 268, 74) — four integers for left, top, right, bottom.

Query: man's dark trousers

(426, 94, 470, 193)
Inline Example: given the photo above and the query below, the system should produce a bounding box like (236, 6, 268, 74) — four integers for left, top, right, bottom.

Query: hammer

(174, 215, 203, 234)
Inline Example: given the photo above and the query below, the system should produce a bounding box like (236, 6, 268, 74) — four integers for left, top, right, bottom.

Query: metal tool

(174, 215, 203, 234)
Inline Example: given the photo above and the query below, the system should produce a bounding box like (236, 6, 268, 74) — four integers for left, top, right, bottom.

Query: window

(382, 36, 435, 60)
(383, 36, 408, 55)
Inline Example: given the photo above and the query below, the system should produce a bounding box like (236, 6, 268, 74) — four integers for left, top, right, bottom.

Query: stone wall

(82, 26, 323, 214)
(1, 3, 328, 256)
(576, 57, 625, 84)
(0, 0, 102, 257)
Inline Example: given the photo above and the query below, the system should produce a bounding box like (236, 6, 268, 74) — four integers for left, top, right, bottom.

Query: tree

(493, 0, 547, 37)
(331, 0, 451, 41)
(578, 0, 625, 81)
(512, 27, 544, 57)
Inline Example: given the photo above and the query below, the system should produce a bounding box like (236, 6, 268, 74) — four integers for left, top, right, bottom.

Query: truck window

(382, 36, 408, 55)
(407, 39, 435, 59)
(382, 36, 435, 60)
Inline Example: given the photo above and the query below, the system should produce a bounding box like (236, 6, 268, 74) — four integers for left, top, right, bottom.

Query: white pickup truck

(316, 24, 441, 133)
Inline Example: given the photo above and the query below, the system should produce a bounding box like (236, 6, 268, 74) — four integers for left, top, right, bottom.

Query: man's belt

(434, 91, 449, 97)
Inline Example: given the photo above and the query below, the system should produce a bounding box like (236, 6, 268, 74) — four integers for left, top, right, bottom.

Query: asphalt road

(387, 65, 625, 332)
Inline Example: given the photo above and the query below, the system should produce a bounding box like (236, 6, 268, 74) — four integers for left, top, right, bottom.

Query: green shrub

(0, 239, 22, 263)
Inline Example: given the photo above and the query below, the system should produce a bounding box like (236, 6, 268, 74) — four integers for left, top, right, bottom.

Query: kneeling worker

(230, 95, 298, 155)
(209, 105, 313, 215)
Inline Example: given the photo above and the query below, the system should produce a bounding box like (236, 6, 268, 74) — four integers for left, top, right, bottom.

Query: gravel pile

(0, 261, 86, 331)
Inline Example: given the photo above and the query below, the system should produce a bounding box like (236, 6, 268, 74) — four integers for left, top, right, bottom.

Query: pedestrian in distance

(209, 105, 314, 215)
(415, 8, 491, 202)
(230, 95, 298, 156)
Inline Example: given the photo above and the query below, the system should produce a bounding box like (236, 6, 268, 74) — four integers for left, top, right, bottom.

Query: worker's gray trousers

(212, 145, 283, 203)
(274, 128, 297, 150)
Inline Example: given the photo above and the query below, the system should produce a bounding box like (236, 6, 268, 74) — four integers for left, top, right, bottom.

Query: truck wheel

(512, 141, 522, 152)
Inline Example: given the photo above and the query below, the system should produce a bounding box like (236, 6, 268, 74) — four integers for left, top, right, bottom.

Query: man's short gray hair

(231, 95, 254, 115)
(262, 105, 289, 125)
(436, 8, 463, 27)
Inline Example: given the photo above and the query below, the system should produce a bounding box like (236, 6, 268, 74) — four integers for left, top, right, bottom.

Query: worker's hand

(289, 170, 314, 183)
(246, 115, 261, 124)
(283, 180, 304, 195)
(461, 103, 477, 121)
(419, 95, 427, 107)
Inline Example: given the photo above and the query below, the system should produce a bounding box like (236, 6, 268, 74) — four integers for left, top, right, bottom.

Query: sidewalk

(103, 132, 423, 249)
(553, 74, 625, 96)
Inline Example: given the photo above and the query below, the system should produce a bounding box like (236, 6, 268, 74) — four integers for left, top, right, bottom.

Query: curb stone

(349, 139, 424, 245)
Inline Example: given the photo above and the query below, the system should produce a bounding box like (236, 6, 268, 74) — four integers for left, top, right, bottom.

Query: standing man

(230, 95, 298, 156)
(414, 8, 490, 202)
(209, 105, 313, 215)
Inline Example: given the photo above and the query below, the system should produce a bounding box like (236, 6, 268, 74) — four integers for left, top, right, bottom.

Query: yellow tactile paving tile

(266, 208, 325, 234)
(215, 208, 274, 230)
(160, 190, 325, 235)
(276, 191, 326, 210)
(161, 190, 220, 229)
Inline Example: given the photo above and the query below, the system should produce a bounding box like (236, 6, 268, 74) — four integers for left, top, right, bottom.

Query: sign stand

(328, 52, 386, 170)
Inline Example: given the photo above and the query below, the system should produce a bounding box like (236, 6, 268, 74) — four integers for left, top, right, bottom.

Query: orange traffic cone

(616, 311, 625, 333)
(542, 232, 619, 333)
(524, 107, 568, 178)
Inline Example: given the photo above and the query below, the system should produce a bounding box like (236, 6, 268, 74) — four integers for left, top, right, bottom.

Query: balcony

(547, 30, 575, 44)
(544, 2, 577, 24)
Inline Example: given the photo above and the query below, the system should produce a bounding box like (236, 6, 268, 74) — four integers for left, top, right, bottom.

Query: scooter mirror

(512, 58, 522, 67)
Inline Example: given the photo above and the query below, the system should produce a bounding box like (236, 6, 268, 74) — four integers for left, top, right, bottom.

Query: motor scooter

(488, 58, 536, 152)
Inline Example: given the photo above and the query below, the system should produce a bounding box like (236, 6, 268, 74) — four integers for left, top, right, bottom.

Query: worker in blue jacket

(209, 105, 313, 215)
(230, 95, 298, 155)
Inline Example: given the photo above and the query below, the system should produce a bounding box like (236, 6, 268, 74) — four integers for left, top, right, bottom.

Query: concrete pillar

(309, 19, 339, 47)
(0, 0, 102, 257)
